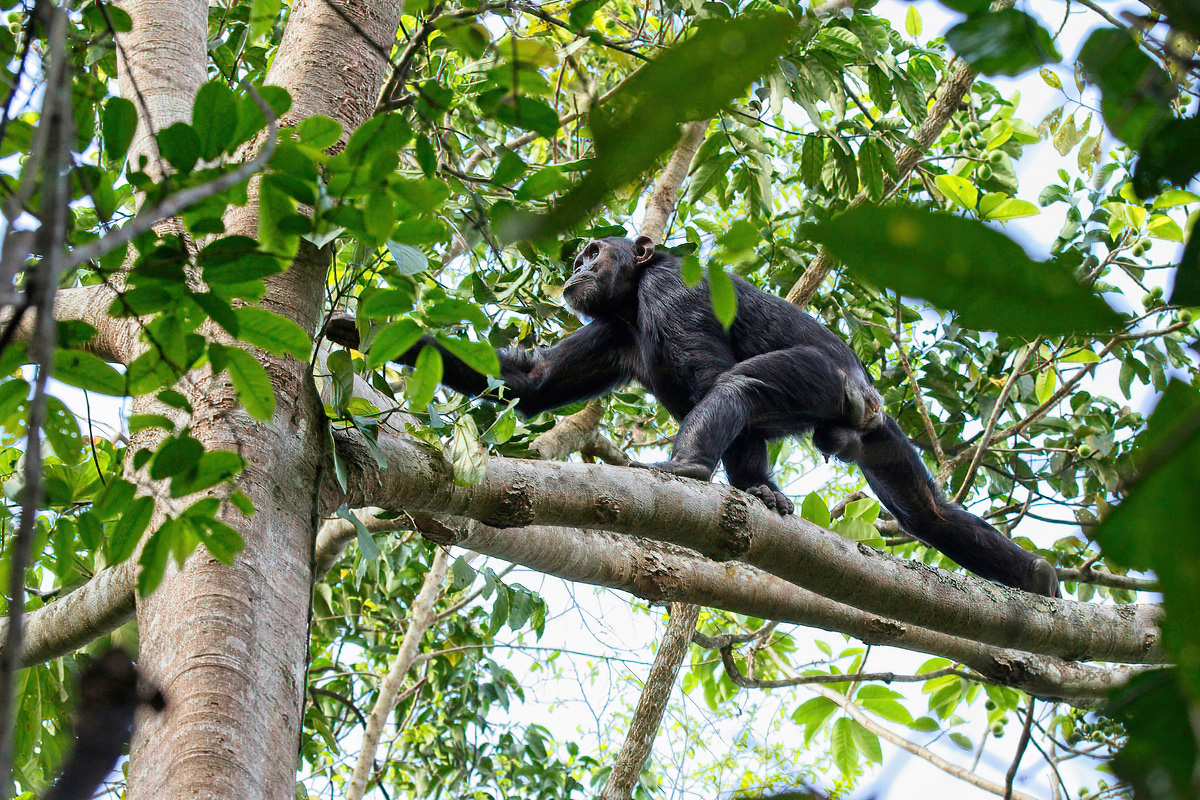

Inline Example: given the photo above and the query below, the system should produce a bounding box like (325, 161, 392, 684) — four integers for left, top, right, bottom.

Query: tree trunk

(124, 2, 404, 798)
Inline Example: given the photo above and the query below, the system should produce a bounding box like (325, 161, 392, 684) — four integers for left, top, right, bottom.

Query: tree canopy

(0, 0, 1197, 798)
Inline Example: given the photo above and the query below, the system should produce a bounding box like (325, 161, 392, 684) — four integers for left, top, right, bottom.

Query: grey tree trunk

(121, 2, 404, 797)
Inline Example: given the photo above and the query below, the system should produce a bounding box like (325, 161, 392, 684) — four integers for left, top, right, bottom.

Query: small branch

(823, 682, 1039, 800)
(726, 643, 1040, 800)
(893, 336, 948, 471)
(639, 120, 707, 244)
(952, 344, 1037, 504)
(701, 638, 986, 689)
(0, 7, 70, 794)
(599, 603, 701, 800)
(1004, 700, 1036, 800)
(1056, 567, 1157, 593)
(344, 548, 450, 800)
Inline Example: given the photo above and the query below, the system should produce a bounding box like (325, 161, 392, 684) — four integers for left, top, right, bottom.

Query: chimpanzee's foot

(745, 484, 794, 515)
(632, 460, 714, 481)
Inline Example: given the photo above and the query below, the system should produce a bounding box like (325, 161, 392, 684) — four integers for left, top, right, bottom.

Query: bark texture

(331, 433, 1163, 664)
(639, 121, 707, 244)
(418, 516, 1150, 704)
(600, 603, 701, 800)
(123, 2, 405, 798)
(113, 0, 209, 178)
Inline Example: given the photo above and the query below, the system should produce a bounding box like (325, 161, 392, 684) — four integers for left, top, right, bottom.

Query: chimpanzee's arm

(325, 313, 636, 416)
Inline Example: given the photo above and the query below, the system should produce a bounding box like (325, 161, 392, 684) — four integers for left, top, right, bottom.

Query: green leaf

(406, 345, 443, 411)
(1154, 189, 1200, 210)
(366, 320, 423, 369)
(138, 519, 187, 596)
(708, 263, 736, 330)
(861, 697, 914, 726)
(800, 492, 831, 528)
(801, 136, 825, 189)
(448, 417, 487, 486)
(249, 0, 283, 41)
(503, 12, 800, 239)
(150, 435, 205, 480)
(1079, 28, 1174, 148)
(335, 506, 380, 560)
(170, 450, 246, 497)
(849, 719, 883, 764)
(128, 414, 175, 435)
(234, 308, 311, 360)
(1035, 369, 1056, 404)
(214, 343, 276, 421)
(979, 193, 1039, 221)
(103, 97, 137, 164)
(905, 6, 922, 36)
(449, 555, 477, 592)
(831, 717, 859, 776)
(1134, 115, 1200, 197)
(436, 335, 501, 377)
(54, 349, 126, 396)
(792, 696, 837, 744)
(385, 241, 429, 275)
(193, 80, 238, 160)
(1173, 230, 1200, 306)
(156, 122, 201, 173)
(808, 206, 1123, 337)
(1094, 382, 1200, 693)
(1110, 671, 1199, 800)
(107, 496, 154, 563)
(194, 517, 245, 564)
(934, 174, 978, 209)
(44, 397, 81, 465)
(297, 115, 343, 151)
(361, 288, 415, 320)
(944, 10, 1060, 76)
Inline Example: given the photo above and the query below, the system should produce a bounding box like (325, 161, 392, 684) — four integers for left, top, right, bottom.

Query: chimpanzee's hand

(325, 312, 361, 350)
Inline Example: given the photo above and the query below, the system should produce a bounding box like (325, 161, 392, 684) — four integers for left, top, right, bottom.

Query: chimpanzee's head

(562, 235, 655, 319)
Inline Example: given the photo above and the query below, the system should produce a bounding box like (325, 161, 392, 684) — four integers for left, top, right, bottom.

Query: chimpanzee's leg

(652, 346, 881, 480)
(642, 347, 881, 492)
(722, 433, 793, 515)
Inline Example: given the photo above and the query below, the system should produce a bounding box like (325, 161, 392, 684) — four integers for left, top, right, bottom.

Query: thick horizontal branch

(329, 430, 1163, 664)
(0, 285, 137, 364)
(319, 508, 1149, 705)
(0, 561, 136, 667)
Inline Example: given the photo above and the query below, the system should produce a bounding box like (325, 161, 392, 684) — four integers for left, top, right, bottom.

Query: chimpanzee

(326, 236, 1060, 597)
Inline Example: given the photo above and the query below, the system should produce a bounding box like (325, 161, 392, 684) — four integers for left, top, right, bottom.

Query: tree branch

(600, 602, 700, 800)
(330, 430, 1163, 664)
(345, 548, 449, 800)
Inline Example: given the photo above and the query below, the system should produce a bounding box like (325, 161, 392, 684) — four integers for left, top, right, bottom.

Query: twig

(892, 334, 948, 471)
(1004, 700, 1036, 800)
(952, 343, 1037, 504)
(0, 5, 70, 796)
(700, 638, 987, 689)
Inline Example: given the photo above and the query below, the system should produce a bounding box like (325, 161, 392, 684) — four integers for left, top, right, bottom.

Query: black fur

(327, 236, 1059, 596)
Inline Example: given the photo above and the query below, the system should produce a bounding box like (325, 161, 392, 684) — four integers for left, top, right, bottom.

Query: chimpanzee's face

(562, 237, 645, 319)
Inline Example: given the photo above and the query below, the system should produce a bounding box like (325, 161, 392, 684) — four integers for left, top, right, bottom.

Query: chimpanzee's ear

(633, 235, 656, 265)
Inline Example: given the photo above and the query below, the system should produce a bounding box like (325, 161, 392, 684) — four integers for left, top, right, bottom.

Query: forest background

(0, 0, 1196, 798)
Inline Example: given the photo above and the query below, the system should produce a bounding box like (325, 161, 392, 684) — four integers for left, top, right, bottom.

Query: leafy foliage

(1, 0, 1198, 796)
